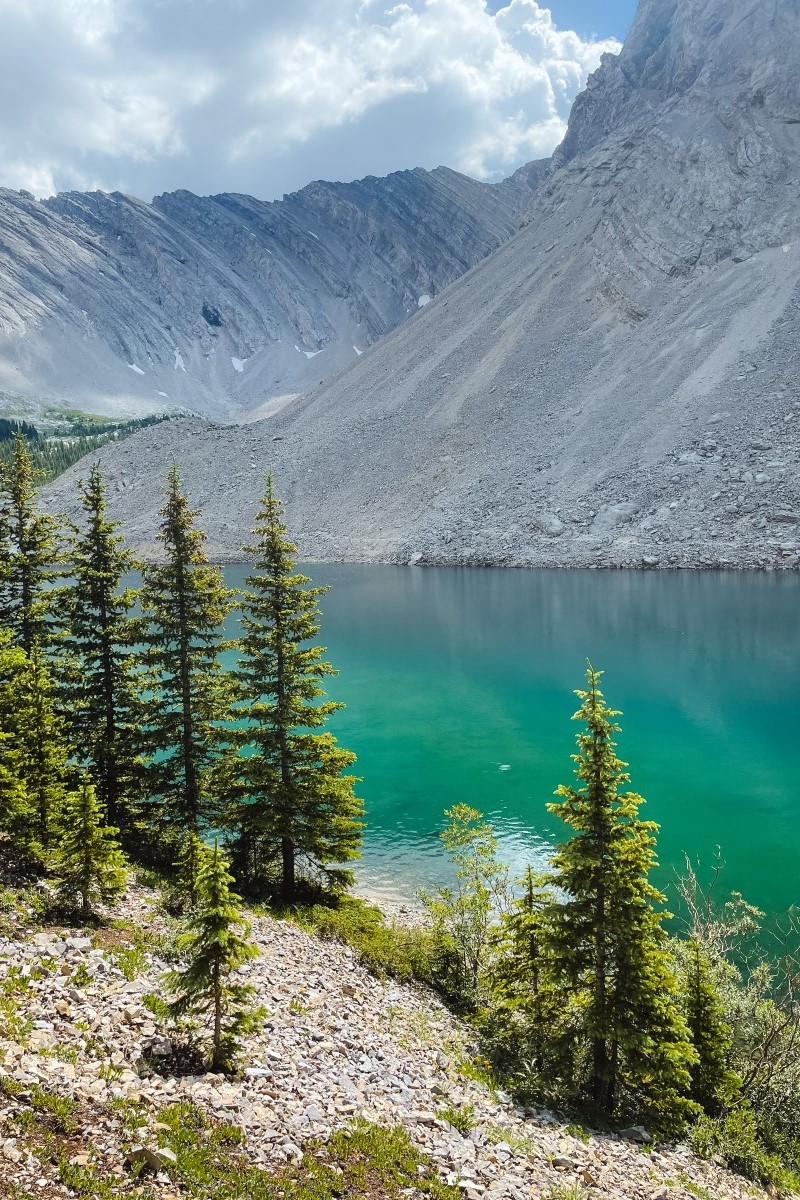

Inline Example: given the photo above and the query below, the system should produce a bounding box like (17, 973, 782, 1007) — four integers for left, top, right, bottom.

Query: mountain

(42, 0, 800, 569)
(0, 164, 543, 422)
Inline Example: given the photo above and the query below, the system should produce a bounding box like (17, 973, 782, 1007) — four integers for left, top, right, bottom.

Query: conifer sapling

(543, 663, 697, 1129)
(55, 779, 128, 920)
(165, 842, 264, 1071)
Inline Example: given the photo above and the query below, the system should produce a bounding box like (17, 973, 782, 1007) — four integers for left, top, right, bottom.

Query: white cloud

(0, 0, 620, 200)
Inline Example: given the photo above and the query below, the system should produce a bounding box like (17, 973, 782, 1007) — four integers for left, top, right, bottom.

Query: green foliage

(539, 664, 697, 1130)
(676, 864, 800, 1180)
(165, 829, 213, 913)
(222, 474, 362, 900)
(54, 779, 127, 920)
(679, 937, 741, 1114)
(436, 1102, 476, 1135)
(148, 1102, 459, 1200)
(110, 944, 147, 981)
(420, 803, 509, 1005)
(164, 842, 265, 1071)
(0, 432, 60, 656)
(543, 1184, 589, 1200)
(61, 463, 143, 836)
(0, 637, 67, 857)
(0, 412, 177, 483)
(303, 896, 457, 994)
(689, 1103, 800, 1191)
(139, 466, 235, 839)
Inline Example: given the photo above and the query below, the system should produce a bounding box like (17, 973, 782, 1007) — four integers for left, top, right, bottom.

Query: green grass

(0, 1081, 458, 1200)
(544, 1184, 589, 1200)
(436, 1102, 476, 1136)
(152, 1102, 459, 1200)
(110, 944, 147, 981)
(485, 1124, 536, 1155)
(280, 896, 442, 983)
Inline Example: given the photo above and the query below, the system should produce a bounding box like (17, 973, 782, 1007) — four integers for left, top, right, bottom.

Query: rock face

(0, 165, 542, 421)
(42, 0, 800, 569)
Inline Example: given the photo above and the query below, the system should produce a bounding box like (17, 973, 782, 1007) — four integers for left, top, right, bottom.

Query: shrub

(304, 897, 462, 1000)
(689, 1103, 800, 1191)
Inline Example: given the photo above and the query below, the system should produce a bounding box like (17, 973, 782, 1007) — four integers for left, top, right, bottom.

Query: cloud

(0, 0, 620, 200)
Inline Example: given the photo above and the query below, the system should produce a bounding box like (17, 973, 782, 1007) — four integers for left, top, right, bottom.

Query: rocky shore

(0, 882, 783, 1199)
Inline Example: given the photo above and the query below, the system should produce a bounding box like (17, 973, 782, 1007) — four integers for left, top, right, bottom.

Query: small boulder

(126, 1145, 177, 1172)
(620, 1125, 652, 1144)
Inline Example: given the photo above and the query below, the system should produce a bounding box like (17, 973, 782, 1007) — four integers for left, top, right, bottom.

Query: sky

(0, 0, 636, 204)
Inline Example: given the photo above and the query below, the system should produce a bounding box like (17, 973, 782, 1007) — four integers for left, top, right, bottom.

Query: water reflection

(220, 566, 800, 916)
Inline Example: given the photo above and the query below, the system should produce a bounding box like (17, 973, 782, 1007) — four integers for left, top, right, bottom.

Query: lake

(224, 565, 800, 920)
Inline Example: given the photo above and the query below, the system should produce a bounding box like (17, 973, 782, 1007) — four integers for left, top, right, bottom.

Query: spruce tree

(543, 664, 697, 1129)
(63, 464, 143, 834)
(225, 476, 362, 899)
(165, 842, 264, 1071)
(0, 637, 66, 858)
(166, 830, 212, 913)
(55, 779, 127, 920)
(683, 936, 740, 1114)
(0, 432, 59, 656)
(139, 467, 235, 838)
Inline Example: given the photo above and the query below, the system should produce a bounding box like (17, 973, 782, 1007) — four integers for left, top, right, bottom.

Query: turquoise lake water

(223, 565, 800, 919)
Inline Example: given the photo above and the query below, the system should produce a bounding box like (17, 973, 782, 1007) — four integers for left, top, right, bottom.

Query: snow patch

(308, 231, 320, 240)
(295, 344, 323, 359)
(231, 357, 245, 373)
(174, 350, 186, 372)
(155, 391, 169, 398)
(353, 345, 363, 356)
(417, 294, 431, 308)
(128, 363, 145, 375)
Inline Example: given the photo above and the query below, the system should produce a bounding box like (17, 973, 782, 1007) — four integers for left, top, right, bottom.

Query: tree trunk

(212, 965, 223, 1070)
(175, 553, 200, 829)
(281, 837, 295, 900)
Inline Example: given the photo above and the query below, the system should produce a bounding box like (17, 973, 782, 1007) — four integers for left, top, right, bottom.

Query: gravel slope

(0, 884, 779, 1200)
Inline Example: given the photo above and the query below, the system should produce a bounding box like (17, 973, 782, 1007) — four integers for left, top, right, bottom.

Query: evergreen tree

(542, 664, 697, 1129)
(62, 464, 143, 834)
(487, 867, 569, 1089)
(0, 432, 59, 656)
(55, 779, 127, 920)
(0, 637, 66, 858)
(139, 467, 235, 839)
(683, 936, 740, 1114)
(165, 842, 264, 1071)
(166, 830, 212, 913)
(225, 476, 362, 900)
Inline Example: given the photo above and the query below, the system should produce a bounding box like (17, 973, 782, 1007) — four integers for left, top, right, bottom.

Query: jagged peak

(556, 0, 800, 163)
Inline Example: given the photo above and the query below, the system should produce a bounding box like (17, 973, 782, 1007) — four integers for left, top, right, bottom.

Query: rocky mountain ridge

(0, 163, 542, 422)
(43, 0, 800, 569)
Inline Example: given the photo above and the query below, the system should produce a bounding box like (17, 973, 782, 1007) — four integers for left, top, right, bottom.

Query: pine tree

(542, 664, 697, 1129)
(139, 467, 235, 839)
(62, 464, 143, 835)
(225, 476, 362, 900)
(165, 842, 264, 1071)
(55, 779, 127, 920)
(683, 936, 740, 1114)
(0, 637, 66, 858)
(0, 432, 59, 656)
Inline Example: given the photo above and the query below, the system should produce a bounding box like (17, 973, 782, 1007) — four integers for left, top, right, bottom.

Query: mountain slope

(0, 165, 542, 422)
(42, 0, 800, 569)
